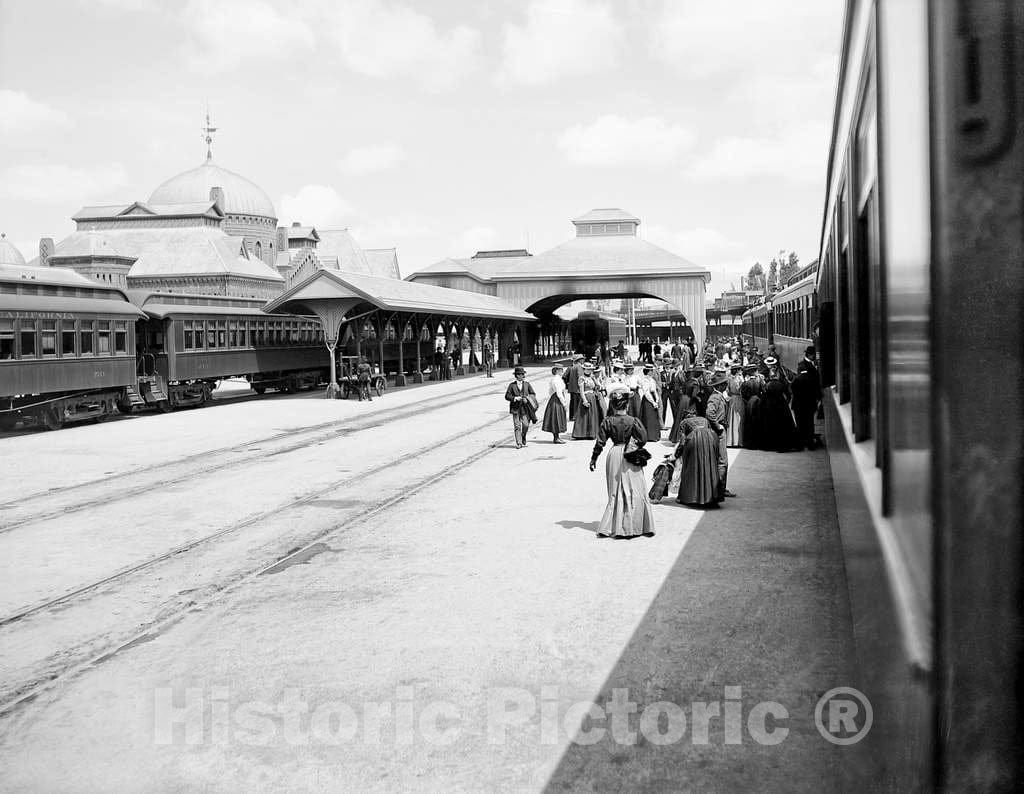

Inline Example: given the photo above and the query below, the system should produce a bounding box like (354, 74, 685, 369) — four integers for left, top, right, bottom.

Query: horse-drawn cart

(337, 356, 387, 399)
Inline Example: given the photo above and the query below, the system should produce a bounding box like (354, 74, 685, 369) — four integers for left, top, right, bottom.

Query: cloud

(322, 1, 482, 91)
(0, 163, 127, 202)
(682, 121, 830, 184)
(0, 90, 70, 136)
(448, 226, 497, 256)
(558, 115, 696, 167)
(652, 0, 840, 80)
(179, 0, 315, 70)
(497, 0, 623, 85)
(338, 144, 406, 175)
(644, 225, 745, 264)
(279, 185, 355, 227)
(348, 214, 434, 247)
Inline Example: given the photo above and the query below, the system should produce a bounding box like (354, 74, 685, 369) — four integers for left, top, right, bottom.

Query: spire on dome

(202, 109, 217, 162)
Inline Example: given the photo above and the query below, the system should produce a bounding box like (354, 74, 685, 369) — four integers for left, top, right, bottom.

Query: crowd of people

(504, 335, 823, 539)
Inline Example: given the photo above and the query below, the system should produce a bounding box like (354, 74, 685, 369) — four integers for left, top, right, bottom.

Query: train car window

(61, 321, 76, 357)
(239, 321, 249, 348)
(217, 320, 227, 348)
(183, 320, 194, 350)
(19, 319, 37, 358)
(114, 321, 128, 354)
(207, 321, 217, 349)
(79, 321, 94, 355)
(41, 320, 57, 356)
(229, 321, 238, 348)
(97, 321, 111, 354)
(0, 319, 13, 359)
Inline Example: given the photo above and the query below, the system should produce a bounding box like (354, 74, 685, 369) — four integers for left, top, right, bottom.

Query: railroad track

(0, 388, 544, 715)
(0, 369, 548, 534)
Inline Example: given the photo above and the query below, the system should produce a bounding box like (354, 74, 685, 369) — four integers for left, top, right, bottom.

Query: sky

(0, 0, 843, 298)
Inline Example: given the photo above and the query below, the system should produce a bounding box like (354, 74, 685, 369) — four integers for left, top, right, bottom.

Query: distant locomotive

(568, 310, 627, 358)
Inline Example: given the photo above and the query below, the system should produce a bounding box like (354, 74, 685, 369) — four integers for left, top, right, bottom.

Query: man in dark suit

(791, 346, 822, 449)
(432, 347, 445, 381)
(505, 366, 536, 448)
(566, 355, 584, 418)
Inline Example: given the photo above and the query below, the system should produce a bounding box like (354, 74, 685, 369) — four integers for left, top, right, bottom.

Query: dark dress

(675, 416, 721, 507)
(760, 378, 799, 451)
(592, 415, 655, 537)
(542, 394, 567, 434)
(668, 378, 696, 443)
(571, 376, 602, 439)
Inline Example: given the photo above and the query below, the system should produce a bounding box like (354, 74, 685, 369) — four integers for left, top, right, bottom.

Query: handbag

(623, 436, 651, 467)
(526, 393, 539, 412)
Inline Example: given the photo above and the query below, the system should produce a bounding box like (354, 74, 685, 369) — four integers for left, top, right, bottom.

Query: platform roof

(264, 268, 534, 320)
(415, 235, 709, 282)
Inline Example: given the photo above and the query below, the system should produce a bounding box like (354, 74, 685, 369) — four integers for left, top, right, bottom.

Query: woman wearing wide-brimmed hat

(542, 363, 569, 443)
(571, 362, 603, 440)
(674, 404, 722, 508)
(590, 391, 656, 538)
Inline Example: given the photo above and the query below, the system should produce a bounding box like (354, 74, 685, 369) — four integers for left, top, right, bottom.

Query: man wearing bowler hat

(505, 365, 537, 448)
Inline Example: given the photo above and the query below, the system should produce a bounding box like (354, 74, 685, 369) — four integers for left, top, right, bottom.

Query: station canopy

(263, 268, 534, 346)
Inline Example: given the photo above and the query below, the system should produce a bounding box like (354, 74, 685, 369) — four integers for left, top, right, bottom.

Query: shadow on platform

(542, 448, 882, 792)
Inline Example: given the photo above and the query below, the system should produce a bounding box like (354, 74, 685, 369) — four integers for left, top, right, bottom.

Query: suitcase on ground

(649, 459, 674, 501)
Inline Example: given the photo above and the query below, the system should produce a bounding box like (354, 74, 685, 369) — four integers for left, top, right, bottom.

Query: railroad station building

(27, 149, 400, 302)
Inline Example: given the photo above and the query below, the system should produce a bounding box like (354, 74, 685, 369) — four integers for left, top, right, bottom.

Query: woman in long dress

(759, 359, 799, 452)
(725, 364, 746, 448)
(590, 391, 656, 538)
(571, 363, 603, 439)
(669, 365, 700, 443)
(542, 363, 569, 444)
(741, 365, 763, 450)
(674, 406, 722, 508)
(638, 364, 662, 442)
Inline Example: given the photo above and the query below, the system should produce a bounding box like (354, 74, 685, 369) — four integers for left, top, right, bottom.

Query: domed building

(149, 158, 278, 267)
(0, 234, 27, 266)
(28, 122, 401, 299)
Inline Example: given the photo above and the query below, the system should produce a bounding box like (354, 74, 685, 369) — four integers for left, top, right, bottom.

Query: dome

(0, 234, 26, 266)
(149, 160, 276, 219)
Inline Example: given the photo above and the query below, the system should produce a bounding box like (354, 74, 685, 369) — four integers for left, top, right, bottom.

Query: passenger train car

(0, 275, 332, 429)
(130, 291, 328, 409)
(0, 264, 145, 430)
(568, 310, 627, 357)
(739, 272, 817, 374)
(814, 0, 1022, 787)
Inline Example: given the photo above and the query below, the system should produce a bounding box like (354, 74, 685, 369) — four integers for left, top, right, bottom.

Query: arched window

(384, 321, 397, 341)
(420, 324, 432, 342)
(362, 320, 377, 340)
(403, 323, 414, 341)
(255, 241, 262, 259)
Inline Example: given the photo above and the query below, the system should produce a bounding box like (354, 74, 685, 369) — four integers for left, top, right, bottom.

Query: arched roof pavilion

(409, 209, 712, 349)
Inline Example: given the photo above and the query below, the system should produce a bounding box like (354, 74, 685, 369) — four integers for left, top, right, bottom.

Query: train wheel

(42, 407, 64, 431)
(253, 386, 266, 395)
(116, 399, 134, 414)
(157, 400, 174, 414)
